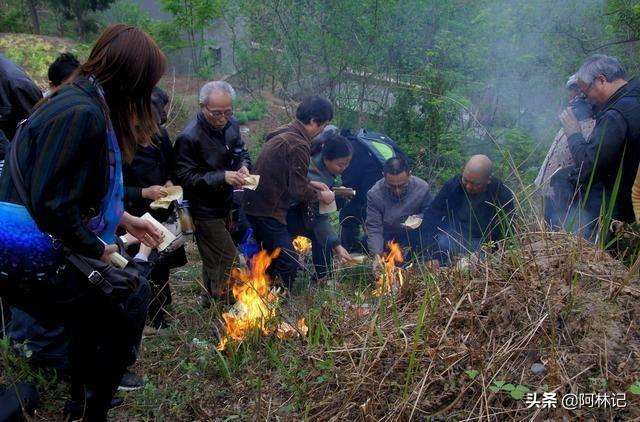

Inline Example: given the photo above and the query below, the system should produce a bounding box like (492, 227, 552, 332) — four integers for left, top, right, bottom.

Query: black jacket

(173, 113, 250, 220)
(422, 175, 515, 242)
(0, 54, 42, 146)
(123, 127, 174, 218)
(567, 78, 640, 222)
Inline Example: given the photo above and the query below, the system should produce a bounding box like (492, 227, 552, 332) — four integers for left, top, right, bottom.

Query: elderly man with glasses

(559, 54, 640, 226)
(174, 80, 250, 304)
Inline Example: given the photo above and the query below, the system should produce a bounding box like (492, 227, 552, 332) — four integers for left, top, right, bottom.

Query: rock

(531, 363, 546, 375)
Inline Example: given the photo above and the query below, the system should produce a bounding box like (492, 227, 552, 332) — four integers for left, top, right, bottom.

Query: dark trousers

(194, 218, 238, 299)
(12, 266, 150, 421)
(247, 215, 301, 289)
(286, 207, 334, 280)
(339, 202, 368, 253)
(147, 263, 171, 328)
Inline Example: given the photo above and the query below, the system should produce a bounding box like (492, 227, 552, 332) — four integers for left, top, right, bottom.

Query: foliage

(160, 0, 228, 74)
(44, 0, 117, 39)
(99, 0, 183, 54)
(0, 33, 86, 87)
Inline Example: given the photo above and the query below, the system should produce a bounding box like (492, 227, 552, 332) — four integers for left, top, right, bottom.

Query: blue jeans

(247, 215, 301, 289)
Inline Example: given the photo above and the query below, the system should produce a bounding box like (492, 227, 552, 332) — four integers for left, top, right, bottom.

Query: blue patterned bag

(0, 201, 62, 280)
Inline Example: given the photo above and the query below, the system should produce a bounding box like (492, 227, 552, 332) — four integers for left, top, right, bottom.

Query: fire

(276, 317, 309, 339)
(216, 248, 281, 351)
(293, 236, 312, 254)
(372, 241, 405, 297)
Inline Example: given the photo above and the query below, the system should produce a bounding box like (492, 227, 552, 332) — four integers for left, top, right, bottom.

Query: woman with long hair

(0, 24, 166, 420)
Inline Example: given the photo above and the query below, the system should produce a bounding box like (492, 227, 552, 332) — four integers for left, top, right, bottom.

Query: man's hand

(120, 212, 164, 248)
(318, 189, 335, 205)
(309, 180, 330, 191)
(333, 245, 356, 264)
(559, 107, 580, 137)
(225, 170, 246, 187)
(142, 185, 168, 201)
(237, 166, 250, 177)
(100, 244, 119, 263)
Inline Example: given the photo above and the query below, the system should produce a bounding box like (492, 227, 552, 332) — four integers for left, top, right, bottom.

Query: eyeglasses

(205, 107, 233, 119)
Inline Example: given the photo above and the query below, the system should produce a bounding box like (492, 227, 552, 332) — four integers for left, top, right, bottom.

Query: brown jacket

(244, 120, 318, 223)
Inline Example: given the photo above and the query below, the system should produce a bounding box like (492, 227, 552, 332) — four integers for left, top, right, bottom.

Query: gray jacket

(366, 175, 432, 254)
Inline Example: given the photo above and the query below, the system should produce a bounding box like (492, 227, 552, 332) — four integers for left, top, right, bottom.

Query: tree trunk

(27, 0, 40, 34)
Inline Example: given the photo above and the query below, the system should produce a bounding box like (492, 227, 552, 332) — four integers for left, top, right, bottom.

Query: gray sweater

(366, 176, 432, 254)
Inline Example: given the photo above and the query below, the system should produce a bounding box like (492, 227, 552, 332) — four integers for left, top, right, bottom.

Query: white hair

(575, 54, 626, 85)
(198, 81, 236, 105)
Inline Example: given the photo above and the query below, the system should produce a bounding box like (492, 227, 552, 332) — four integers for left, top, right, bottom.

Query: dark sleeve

(174, 134, 226, 192)
(124, 185, 144, 208)
(11, 80, 42, 122)
(365, 189, 385, 255)
(238, 136, 251, 170)
(30, 106, 105, 258)
(421, 183, 452, 237)
(567, 109, 627, 183)
(0, 129, 8, 161)
(420, 189, 433, 213)
(287, 142, 317, 203)
(158, 129, 175, 182)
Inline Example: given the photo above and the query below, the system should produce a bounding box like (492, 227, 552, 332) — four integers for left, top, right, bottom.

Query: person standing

(244, 96, 335, 289)
(173, 81, 250, 303)
(0, 25, 166, 420)
(559, 54, 640, 226)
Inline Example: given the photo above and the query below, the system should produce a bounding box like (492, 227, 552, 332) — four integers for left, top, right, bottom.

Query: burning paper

(372, 241, 405, 297)
(293, 236, 312, 254)
(276, 318, 309, 339)
(216, 249, 281, 351)
(140, 212, 176, 251)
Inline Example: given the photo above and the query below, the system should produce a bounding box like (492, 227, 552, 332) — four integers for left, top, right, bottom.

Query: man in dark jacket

(174, 81, 250, 302)
(560, 54, 640, 225)
(244, 96, 335, 289)
(0, 53, 42, 144)
(421, 155, 515, 264)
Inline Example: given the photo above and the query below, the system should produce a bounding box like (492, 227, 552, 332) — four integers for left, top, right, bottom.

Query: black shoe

(118, 371, 145, 392)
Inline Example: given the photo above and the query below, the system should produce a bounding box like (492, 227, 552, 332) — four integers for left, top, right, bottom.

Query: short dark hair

(383, 156, 409, 175)
(295, 95, 333, 125)
(48, 53, 80, 87)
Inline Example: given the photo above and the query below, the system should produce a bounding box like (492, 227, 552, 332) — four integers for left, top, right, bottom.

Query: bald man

(420, 155, 515, 263)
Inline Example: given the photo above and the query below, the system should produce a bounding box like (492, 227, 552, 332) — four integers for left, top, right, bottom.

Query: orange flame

(216, 248, 281, 350)
(292, 236, 312, 254)
(372, 241, 405, 297)
(276, 317, 309, 339)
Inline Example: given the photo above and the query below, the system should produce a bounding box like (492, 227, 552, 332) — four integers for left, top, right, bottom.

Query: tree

(45, 0, 117, 39)
(161, 0, 227, 73)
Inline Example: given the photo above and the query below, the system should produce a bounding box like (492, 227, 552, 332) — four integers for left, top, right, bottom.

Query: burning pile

(216, 249, 280, 351)
(297, 232, 640, 419)
(216, 248, 308, 351)
(372, 241, 405, 296)
(292, 235, 312, 254)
